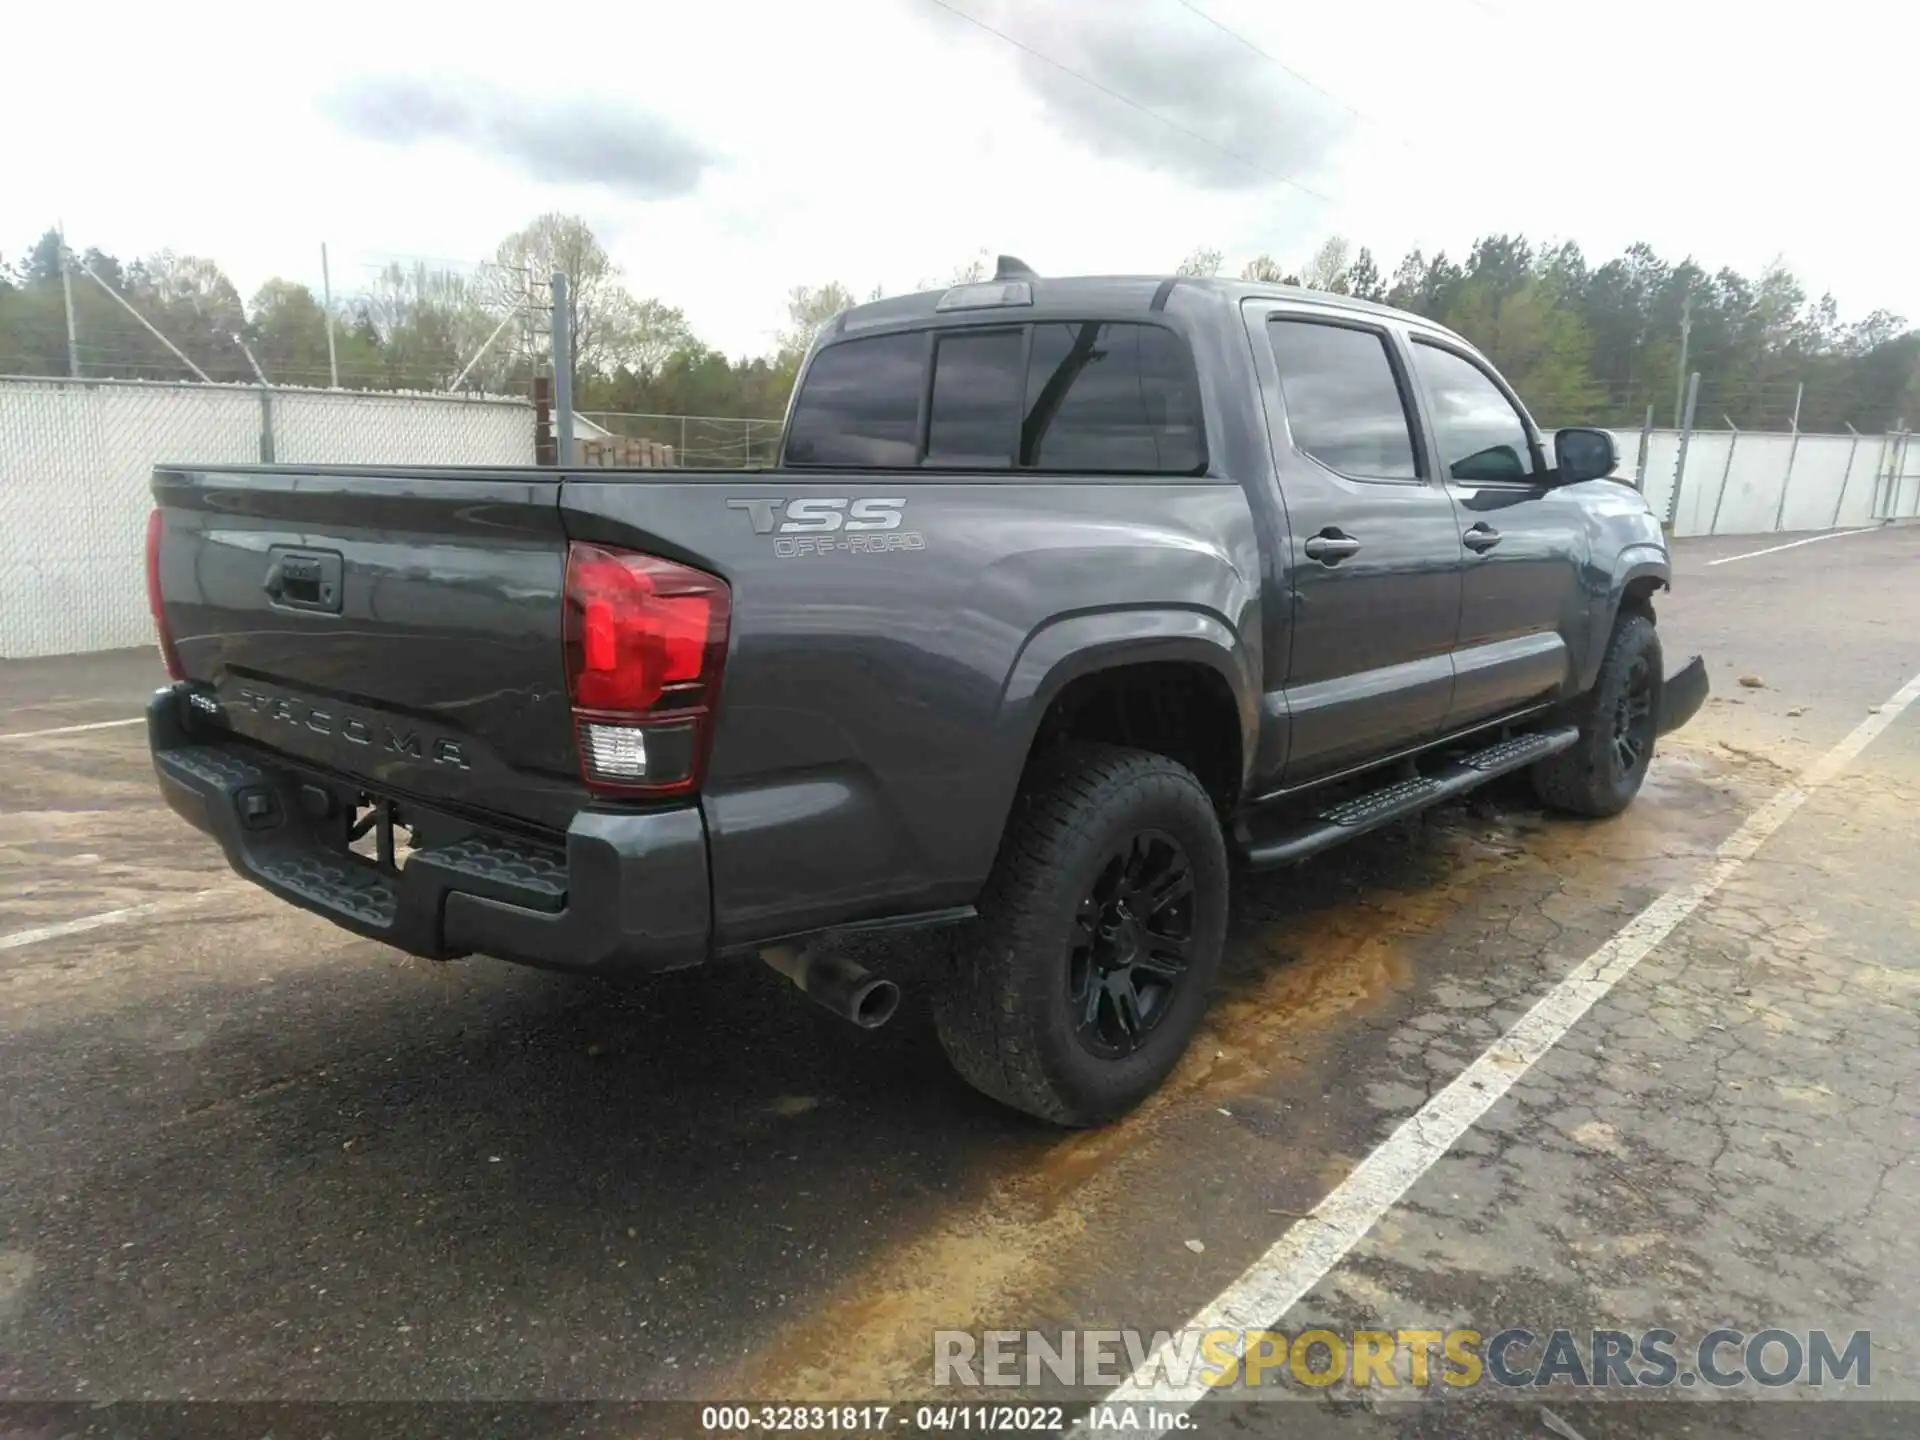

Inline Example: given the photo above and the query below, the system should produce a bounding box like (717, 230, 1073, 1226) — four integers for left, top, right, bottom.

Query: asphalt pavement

(2, 524, 1917, 1438)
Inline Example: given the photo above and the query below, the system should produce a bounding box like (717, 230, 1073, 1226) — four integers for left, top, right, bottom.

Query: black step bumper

(147, 686, 711, 974)
(1658, 654, 1710, 736)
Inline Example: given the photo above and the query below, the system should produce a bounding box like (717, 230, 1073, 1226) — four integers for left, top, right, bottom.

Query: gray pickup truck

(145, 260, 1707, 1125)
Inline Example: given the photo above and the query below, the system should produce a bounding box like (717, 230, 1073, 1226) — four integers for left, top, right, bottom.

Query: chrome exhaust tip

(760, 943, 901, 1030)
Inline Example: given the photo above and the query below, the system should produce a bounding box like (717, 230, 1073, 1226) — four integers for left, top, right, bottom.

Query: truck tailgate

(151, 465, 581, 832)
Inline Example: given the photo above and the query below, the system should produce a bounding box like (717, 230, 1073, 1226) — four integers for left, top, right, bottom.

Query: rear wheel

(1532, 610, 1662, 817)
(933, 744, 1228, 1126)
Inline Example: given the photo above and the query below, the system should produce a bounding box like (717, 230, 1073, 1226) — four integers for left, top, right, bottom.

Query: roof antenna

(994, 255, 1038, 280)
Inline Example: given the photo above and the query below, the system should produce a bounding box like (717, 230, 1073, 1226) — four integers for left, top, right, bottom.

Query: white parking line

(1088, 666, 1920, 1434)
(0, 890, 221, 952)
(1705, 527, 1873, 566)
(0, 717, 143, 743)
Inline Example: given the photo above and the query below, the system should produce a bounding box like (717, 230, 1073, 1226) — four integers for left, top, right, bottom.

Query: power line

(919, 0, 1333, 203)
(1169, 0, 1426, 159)
(1168, 0, 1369, 125)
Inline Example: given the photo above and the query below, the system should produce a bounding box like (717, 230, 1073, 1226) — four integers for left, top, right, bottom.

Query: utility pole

(1672, 293, 1692, 429)
(58, 220, 79, 378)
(551, 272, 575, 467)
(320, 243, 340, 389)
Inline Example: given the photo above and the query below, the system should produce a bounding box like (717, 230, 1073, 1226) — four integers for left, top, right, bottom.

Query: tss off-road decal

(728, 497, 926, 556)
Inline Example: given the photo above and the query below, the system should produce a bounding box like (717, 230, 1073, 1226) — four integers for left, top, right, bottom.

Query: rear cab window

(783, 331, 924, 467)
(927, 329, 1024, 467)
(785, 320, 1205, 474)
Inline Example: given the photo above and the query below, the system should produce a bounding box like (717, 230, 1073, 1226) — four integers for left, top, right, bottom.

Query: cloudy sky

(4, 0, 1910, 357)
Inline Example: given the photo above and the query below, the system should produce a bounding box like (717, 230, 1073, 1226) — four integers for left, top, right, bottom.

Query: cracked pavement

(1, 527, 1917, 1438)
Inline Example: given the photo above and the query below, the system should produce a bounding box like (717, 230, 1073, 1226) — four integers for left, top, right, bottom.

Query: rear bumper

(1658, 654, 1710, 736)
(148, 686, 711, 975)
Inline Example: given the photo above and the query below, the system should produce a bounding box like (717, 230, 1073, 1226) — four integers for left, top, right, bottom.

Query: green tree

(1176, 246, 1222, 278)
(23, 229, 64, 286)
(247, 279, 334, 385)
(950, 248, 992, 283)
(351, 261, 499, 390)
(116, 251, 250, 382)
(1447, 276, 1601, 427)
(775, 282, 859, 362)
(623, 297, 699, 377)
(487, 212, 651, 383)
(1346, 248, 1383, 303)
(2, 224, 1916, 437)
(245, 279, 383, 388)
(1387, 250, 1462, 318)
(1301, 236, 1352, 293)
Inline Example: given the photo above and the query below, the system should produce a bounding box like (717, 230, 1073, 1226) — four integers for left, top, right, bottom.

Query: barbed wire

(2, 349, 1889, 436)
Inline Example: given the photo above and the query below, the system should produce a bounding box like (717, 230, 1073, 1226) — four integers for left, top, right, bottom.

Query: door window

(1022, 323, 1204, 473)
(1266, 319, 1420, 481)
(1411, 342, 1538, 483)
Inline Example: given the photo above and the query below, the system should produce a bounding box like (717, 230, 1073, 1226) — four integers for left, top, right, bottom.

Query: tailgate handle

(264, 549, 344, 614)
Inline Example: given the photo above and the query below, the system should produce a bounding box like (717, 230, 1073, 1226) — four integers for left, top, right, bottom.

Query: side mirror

(1554, 427, 1618, 484)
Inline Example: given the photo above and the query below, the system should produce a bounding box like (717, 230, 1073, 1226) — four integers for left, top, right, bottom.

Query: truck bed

(148, 460, 1260, 964)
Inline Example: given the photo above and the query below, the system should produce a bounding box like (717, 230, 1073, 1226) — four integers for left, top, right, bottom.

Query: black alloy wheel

(1611, 653, 1656, 783)
(1066, 829, 1195, 1059)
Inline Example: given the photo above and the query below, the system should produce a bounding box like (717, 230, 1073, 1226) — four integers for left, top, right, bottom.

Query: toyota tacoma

(144, 259, 1708, 1125)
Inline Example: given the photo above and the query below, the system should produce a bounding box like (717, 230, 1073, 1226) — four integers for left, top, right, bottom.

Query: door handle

(1463, 524, 1503, 553)
(263, 548, 344, 613)
(1303, 529, 1361, 564)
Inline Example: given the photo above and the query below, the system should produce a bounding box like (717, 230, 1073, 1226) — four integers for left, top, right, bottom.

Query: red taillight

(563, 542, 730, 797)
(145, 509, 186, 682)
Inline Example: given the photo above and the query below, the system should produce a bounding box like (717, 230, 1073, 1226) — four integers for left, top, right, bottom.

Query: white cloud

(318, 76, 717, 199)
(3, 0, 1914, 361)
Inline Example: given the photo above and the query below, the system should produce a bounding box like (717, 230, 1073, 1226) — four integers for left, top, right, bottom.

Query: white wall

(1612, 424, 1910, 537)
(0, 378, 534, 659)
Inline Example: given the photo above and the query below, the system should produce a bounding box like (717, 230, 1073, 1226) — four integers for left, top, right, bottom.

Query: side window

(1411, 342, 1538, 483)
(1022, 323, 1204, 473)
(785, 332, 924, 467)
(1266, 318, 1419, 481)
(927, 329, 1023, 466)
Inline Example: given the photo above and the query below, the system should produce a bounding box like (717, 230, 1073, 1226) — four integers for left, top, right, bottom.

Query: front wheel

(1532, 610, 1662, 817)
(932, 744, 1229, 1126)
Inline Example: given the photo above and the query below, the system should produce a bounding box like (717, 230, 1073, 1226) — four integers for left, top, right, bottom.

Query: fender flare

(1578, 548, 1671, 691)
(997, 606, 1260, 795)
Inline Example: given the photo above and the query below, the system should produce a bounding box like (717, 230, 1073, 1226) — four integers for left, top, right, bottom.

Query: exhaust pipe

(761, 943, 901, 1030)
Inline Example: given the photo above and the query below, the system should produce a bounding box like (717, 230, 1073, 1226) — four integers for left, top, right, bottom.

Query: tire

(932, 743, 1229, 1126)
(1532, 610, 1662, 818)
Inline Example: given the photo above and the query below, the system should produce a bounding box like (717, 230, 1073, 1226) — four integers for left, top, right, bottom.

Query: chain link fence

(0, 376, 534, 658)
(579, 413, 784, 469)
(1872, 430, 1920, 522)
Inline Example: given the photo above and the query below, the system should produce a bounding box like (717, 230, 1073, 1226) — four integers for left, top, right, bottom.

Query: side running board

(1235, 726, 1581, 871)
